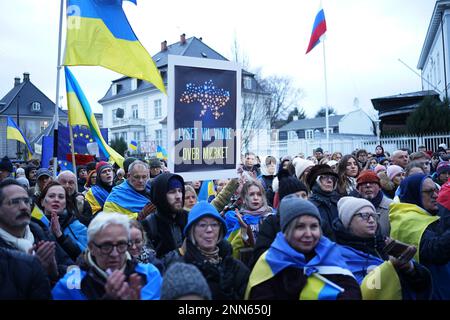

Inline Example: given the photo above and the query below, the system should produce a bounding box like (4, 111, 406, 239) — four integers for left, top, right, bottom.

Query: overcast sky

(0, 0, 438, 118)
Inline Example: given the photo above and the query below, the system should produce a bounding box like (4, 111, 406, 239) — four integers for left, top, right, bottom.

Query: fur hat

(306, 164, 339, 190)
(279, 196, 321, 232)
(337, 196, 376, 229)
(161, 262, 211, 300)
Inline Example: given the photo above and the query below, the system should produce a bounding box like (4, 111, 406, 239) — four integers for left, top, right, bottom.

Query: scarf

(240, 207, 273, 217)
(0, 226, 35, 253)
(85, 250, 130, 280)
(198, 246, 222, 265)
(369, 190, 384, 208)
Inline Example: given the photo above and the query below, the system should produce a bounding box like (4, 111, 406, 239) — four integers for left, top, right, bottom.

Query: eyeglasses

(355, 212, 380, 221)
(422, 188, 439, 197)
(318, 175, 337, 183)
(196, 222, 221, 231)
(93, 241, 129, 254)
(3, 197, 32, 207)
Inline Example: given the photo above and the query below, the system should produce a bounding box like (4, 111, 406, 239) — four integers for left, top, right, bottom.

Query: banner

(168, 56, 241, 181)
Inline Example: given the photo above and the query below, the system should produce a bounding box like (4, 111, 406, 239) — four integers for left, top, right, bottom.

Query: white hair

(87, 212, 131, 243)
(128, 160, 149, 173)
(57, 170, 77, 181)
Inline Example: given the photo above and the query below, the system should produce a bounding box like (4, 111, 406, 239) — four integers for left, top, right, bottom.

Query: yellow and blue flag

(31, 205, 50, 228)
(156, 145, 168, 161)
(65, 67, 124, 168)
(64, 0, 165, 94)
(129, 140, 138, 151)
(6, 116, 34, 159)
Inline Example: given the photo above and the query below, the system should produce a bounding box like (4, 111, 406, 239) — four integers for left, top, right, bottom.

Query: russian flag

(305, 8, 327, 54)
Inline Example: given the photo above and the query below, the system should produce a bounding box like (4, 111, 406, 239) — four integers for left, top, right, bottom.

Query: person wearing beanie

(292, 157, 315, 188)
(314, 147, 324, 162)
(374, 164, 386, 175)
(390, 174, 450, 299)
(251, 173, 309, 268)
(161, 262, 212, 300)
(148, 157, 162, 180)
(139, 172, 188, 261)
(15, 167, 26, 178)
(0, 156, 13, 182)
(257, 156, 278, 207)
(85, 161, 115, 215)
(307, 164, 340, 241)
(15, 176, 30, 189)
(104, 160, 153, 220)
(76, 165, 88, 193)
(332, 196, 432, 300)
(247, 195, 362, 300)
(381, 165, 404, 199)
(353, 170, 392, 237)
(178, 201, 250, 300)
(435, 161, 450, 186)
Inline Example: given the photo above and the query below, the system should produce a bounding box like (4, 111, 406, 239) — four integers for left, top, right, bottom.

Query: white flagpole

(53, 0, 64, 178)
(322, 36, 330, 149)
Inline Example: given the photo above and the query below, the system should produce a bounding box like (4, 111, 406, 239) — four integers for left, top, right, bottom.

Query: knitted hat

(306, 164, 339, 190)
(168, 176, 183, 191)
(279, 196, 321, 232)
(337, 196, 376, 229)
(315, 147, 323, 154)
(278, 175, 308, 201)
(161, 262, 212, 300)
(183, 201, 227, 236)
(86, 161, 97, 172)
(123, 157, 138, 174)
(15, 167, 25, 177)
(356, 170, 380, 188)
(437, 161, 450, 175)
(387, 165, 404, 181)
(95, 161, 112, 175)
(0, 156, 13, 173)
(373, 164, 386, 174)
(292, 158, 315, 179)
(149, 157, 162, 169)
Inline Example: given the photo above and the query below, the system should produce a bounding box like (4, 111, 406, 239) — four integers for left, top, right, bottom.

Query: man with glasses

(52, 212, 162, 300)
(104, 160, 153, 220)
(353, 170, 392, 237)
(0, 179, 73, 283)
(390, 174, 450, 299)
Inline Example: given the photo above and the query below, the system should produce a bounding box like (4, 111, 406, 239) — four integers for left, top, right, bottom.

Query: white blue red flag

(306, 8, 327, 54)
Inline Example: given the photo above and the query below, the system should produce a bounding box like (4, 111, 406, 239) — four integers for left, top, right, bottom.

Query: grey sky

(0, 0, 437, 118)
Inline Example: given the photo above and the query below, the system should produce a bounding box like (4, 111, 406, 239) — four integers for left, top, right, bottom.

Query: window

(133, 131, 140, 141)
(154, 99, 162, 119)
(40, 120, 48, 131)
(31, 102, 41, 112)
(112, 109, 118, 123)
(131, 78, 138, 91)
(132, 105, 138, 119)
(155, 129, 162, 146)
(112, 84, 117, 96)
(288, 131, 298, 140)
(305, 130, 314, 140)
(244, 77, 252, 90)
(324, 127, 333, 134)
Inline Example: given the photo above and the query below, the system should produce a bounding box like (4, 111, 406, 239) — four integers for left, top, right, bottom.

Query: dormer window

(131, 78, 138, 91)
(244, 77, 252, 90)
(31, 101, 41, 112)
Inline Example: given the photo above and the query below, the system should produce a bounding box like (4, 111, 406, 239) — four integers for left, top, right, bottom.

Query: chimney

(180, 33, 186, 45)
(23, 72, 30, 82)
(161, 40, 167, 51)
(293, 115, 299, 121)
(14, 77, 21, 87)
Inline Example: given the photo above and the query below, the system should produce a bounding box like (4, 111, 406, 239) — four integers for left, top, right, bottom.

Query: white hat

(292, 158, 315, 179)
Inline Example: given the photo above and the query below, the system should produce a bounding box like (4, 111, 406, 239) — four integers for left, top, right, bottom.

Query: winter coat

(250, 214, 280, 268)
(333, 219, 432, 299)
(309, 184, 340, 241)
(390, 202, 450, 299)
(183, 239, 250, 300)
(0, 247, 51, 300)
(142, 173, 188, 259)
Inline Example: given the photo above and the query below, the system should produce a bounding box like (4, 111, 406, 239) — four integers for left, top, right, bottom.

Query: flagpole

(53, 0, 64, 178)
(322, 36, 330, 150)
(68, 122, 78, 192)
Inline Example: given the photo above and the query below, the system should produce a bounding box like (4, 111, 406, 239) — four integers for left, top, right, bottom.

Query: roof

(0, 79, 67, 118)
(279, 115, 344, 131)
(371, 90, 440, 116)
(98, 37, 230, 103)
(418, 1, 450, 69)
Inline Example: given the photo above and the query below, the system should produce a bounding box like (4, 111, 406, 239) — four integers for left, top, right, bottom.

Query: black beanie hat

(0, 156, 13, 173)
(278, 175, 308, 201)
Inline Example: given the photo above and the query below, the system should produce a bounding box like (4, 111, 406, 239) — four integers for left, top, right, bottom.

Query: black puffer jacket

(0, 247, 51, 300)
(332, 219, 432, 300)
(309, 184, 340, 241)
(183, 239, 250, 300)
(251, 214, 280, 268)
(143, 173, 188, 258)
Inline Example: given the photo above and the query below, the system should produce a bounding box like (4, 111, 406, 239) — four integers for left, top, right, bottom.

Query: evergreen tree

(109, 137, 128, 156)
(406, 97, 450, 134)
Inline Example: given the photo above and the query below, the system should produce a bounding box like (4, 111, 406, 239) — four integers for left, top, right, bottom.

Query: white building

(99, 34, 271, 157)
(418, 0, 450, 101)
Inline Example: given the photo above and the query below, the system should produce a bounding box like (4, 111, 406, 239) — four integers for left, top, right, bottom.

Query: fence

(250, 133, 450, 158)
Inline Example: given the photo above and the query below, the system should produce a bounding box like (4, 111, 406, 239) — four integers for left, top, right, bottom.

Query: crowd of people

(0, 142, 449, 300)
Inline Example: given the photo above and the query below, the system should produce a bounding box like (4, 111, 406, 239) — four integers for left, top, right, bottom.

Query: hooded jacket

(143, 173, 188, 258)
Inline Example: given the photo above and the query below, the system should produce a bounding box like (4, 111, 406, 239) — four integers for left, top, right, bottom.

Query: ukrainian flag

(64, 0, 165, 94)
(65, 67, 124, 168)
(156, 145, 168, 161)
(129, 140, 138, 151)
(6, 117, 34, 159)
(197, 180, 215, 202)
(31, 205, 50, 228)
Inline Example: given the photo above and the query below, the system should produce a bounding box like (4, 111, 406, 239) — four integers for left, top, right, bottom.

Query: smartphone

(382, 240, 414, 259)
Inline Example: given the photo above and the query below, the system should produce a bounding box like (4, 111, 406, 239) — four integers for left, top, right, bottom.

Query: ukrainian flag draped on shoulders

(85, 185, 110, 214)
(103, 180, 150, 219)
(6, 117, 34, 160)
(65, 67, 124, 168)
(64, 0, 165, 94)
